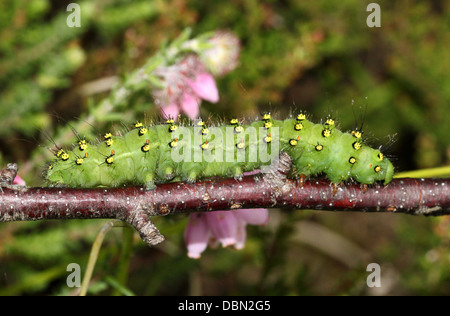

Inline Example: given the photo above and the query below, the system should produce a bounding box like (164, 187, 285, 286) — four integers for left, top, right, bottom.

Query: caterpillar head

(378, 158, 394, 185)
(350, 148, 394, 185)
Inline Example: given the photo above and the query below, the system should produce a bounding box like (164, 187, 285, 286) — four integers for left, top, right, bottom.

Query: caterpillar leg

(144, 181, 156, 191)
(143, 173, 156, 191)
(233, 167, 243, 181)
(50, 182, 70, 188)
(164, 167, 175, 181)
(186, 171, 198, 184)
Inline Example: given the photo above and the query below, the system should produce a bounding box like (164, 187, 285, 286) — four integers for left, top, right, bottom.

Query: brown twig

(1, 155, 449, 246)
(0, 163, 18, 186)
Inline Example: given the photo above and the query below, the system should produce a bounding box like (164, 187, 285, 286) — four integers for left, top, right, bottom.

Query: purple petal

(184, 213, 210, 259)
(243, 169, 261, 176)
(13, 176, 26, 186)
(234, 220, 247, 250)
(160, 103, 180, 121)
(205, 211, 238, 247)
(186, 72, 219, 103)
(180, 92, 200, 119)
(233, 209, 269, 225)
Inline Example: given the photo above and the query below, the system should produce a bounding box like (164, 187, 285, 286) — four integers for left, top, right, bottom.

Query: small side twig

(0, 163, 18, 186)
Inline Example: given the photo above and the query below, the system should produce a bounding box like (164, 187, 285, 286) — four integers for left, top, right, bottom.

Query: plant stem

(394, 166, 450, 178)
(111, 222, 134, 296)
(79, 220, 122, 296)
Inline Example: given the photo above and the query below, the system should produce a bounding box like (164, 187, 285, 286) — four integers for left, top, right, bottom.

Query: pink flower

(179, 91, 200, 119)
(13, 175, 26, 186)
(184, 209, 269, 259)
(200, 31, 240, 77)
(153, 55, 219, 121)
(184, 169, 268, 259)
(185, 72, 219, 103)
(158, 102, 178, 120)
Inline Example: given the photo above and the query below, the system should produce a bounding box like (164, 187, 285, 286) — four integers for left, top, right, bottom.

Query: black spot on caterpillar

(46, 114, 394, 189)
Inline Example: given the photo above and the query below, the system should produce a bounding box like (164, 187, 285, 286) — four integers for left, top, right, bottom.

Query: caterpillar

(45, 114, 394, 189)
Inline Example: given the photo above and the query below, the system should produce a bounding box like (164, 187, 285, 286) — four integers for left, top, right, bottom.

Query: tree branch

(1, 157, 449, 246)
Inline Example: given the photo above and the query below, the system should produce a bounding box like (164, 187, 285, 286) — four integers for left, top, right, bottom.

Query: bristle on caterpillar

(46, 113, 395, 189)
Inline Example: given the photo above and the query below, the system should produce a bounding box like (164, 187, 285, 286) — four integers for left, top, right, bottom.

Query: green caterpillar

(46, 114, 394, 188)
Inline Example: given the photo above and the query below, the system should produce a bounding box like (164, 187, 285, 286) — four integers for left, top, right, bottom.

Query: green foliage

(0, 0, 449, 295)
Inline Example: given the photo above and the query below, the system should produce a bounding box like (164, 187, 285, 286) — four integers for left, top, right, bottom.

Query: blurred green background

(0, 0, 449, 295)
